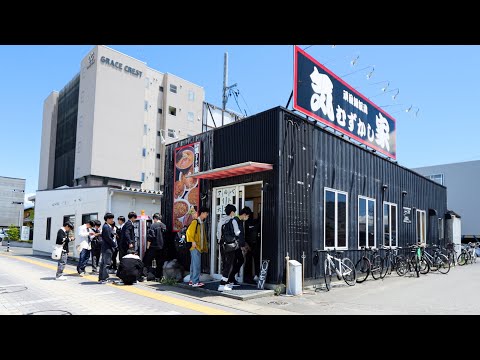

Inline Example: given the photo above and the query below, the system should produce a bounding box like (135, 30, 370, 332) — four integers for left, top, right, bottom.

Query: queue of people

(54, 204, 260, 292)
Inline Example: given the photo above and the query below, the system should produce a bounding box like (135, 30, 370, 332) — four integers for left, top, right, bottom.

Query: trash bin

(287, 260, 302, 296)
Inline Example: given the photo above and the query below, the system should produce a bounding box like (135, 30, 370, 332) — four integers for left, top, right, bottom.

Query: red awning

(186, 162, 273, 180)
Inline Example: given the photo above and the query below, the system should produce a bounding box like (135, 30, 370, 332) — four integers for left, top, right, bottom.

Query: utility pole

(222, 52, 237, 127)
(222, 52, 228, 127)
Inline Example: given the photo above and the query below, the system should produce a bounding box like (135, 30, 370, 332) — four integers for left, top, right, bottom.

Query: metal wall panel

(164, 107, 447, 284)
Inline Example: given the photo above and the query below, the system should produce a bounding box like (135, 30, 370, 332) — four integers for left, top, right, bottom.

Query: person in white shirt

(76, 220, 94, 275)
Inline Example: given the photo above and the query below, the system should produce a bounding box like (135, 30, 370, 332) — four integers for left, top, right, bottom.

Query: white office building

(0, 176, 25, 228)
(39, 45, 205, 192)
(413, 160, 480, 237)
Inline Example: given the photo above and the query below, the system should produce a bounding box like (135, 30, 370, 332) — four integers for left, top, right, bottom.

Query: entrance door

(210, 182, 259, 280)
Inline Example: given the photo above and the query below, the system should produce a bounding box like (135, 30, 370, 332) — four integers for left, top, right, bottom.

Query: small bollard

(6, 238, 10, 252)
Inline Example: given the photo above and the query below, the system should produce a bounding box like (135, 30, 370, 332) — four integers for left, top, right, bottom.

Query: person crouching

(116, 249, 144, 285)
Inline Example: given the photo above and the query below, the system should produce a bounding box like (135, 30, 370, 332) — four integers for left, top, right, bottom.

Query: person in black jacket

(98, 213, 117, 283)
(55, 222, 74, 281)
(115, 249, 144, 285)
(228, 207, 252, 286)
(89, 220, 102, 273)
(144, 213, 167, 280)
(119, 212, 137, 259)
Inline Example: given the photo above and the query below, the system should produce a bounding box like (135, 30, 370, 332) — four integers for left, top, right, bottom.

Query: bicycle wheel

(380, 257, 390, 279)
(324, 259, 332, 291)
(448, 252, 456, 266)
(355, 257, 370, 283)
(396, 259, 408, 276)
(457, 252, 467, 266)
(419, 256, 430, 275)
(342, 258, 356, 286)
(469, 251, 476, 264)
(371, 255, 384, 280)
(436, 254, 451, 274)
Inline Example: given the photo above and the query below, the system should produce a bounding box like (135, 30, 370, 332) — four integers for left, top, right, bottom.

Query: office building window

(156, 177, 160, 183)
(103, 177, 108, 185)
(159, 86, 164, 92)
(63, 215, 75, 238)
(82, 213, 98, 224)
(141, 172, 145, 182)
(187, 112, 194, 122)
(46, 217, 51, 240)
(168, 129, 176, 138)
(144, 101, 149, 111)
(142, 148, 146, 157)
(144, 124, 148, 135)
(170, 84, 177, 93)
(156, 153, 160, 159)
(426, 174, 444, 186)
(157, 131, 161, 137)
(126, 180, 131, 187)
(324, 188, 348, 249)
(169, 106, 177, 116)
(158, 108, 163, 114)
(188, 90, 195, 101)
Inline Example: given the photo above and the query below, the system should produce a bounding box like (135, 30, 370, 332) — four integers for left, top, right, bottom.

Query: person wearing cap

(55, 221, 75, 281)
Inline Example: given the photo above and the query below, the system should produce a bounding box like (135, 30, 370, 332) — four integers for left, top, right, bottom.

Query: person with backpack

(144, 213, 166, 281)
(186, 206, 210, 287)
(227, 207, 252, 286)
(216, 204, 242, 292)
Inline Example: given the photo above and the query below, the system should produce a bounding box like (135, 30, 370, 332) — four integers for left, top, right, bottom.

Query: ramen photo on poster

(172, 142, 201, 232)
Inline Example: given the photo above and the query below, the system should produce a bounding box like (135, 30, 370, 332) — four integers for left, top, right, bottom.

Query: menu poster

(172, 142, 201, 232)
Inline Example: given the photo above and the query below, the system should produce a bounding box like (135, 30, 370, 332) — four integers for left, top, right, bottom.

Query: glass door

(210, 184, 244, 279)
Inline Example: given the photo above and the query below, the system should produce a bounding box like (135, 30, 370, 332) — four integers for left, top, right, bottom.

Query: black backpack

(174, 221, 198, 253)
(221, 218, 237, 244)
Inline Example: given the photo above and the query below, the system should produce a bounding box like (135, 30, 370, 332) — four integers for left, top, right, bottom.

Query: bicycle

(380, 246, 404, 278)
(420, 244, 450, 274)
(396, 244, 424, 278)
(355, 246, 383, 283)
(457, 245, 471, 266)
(314, 249, 356, 291)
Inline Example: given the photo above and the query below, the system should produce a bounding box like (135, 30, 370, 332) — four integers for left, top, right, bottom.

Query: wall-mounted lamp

(382, 184, 388, 191)
(402, 191, 408, 196)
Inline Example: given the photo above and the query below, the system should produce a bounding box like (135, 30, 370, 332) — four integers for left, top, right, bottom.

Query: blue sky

(0, 45, 478, 199)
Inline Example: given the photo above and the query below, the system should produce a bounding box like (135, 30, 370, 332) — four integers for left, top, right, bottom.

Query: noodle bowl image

(173, 200, 189, 220)
(176, 148, 194, 170)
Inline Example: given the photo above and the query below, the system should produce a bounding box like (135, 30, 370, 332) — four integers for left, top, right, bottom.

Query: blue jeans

(99, 248, 113, 281)
(77, 248, 91, 273)
(190, 249, 201, 284)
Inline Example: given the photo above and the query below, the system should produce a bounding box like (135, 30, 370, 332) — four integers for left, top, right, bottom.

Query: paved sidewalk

(0, 247, 296, 315)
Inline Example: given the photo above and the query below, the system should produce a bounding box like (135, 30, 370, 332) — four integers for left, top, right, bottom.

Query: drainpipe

(108, 189, 114, 212)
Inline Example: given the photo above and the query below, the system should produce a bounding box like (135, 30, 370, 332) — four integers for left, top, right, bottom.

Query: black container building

(163, 106, 447, 285)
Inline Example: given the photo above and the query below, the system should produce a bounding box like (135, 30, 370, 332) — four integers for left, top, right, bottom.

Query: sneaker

(114, 280, 124, 285)
(98, 279, 108, 284)
(218, 284, 233, 291)
(191, 282, 204, 288)
(188, 281, 193, 286)
(228, 280, 240, 287)
(77, 272, 84, 277)
(56, 275, 67, 281)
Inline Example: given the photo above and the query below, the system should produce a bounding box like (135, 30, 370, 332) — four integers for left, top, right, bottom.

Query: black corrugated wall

(164, 107, 447, 284)
(276, 108, 447, 281)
